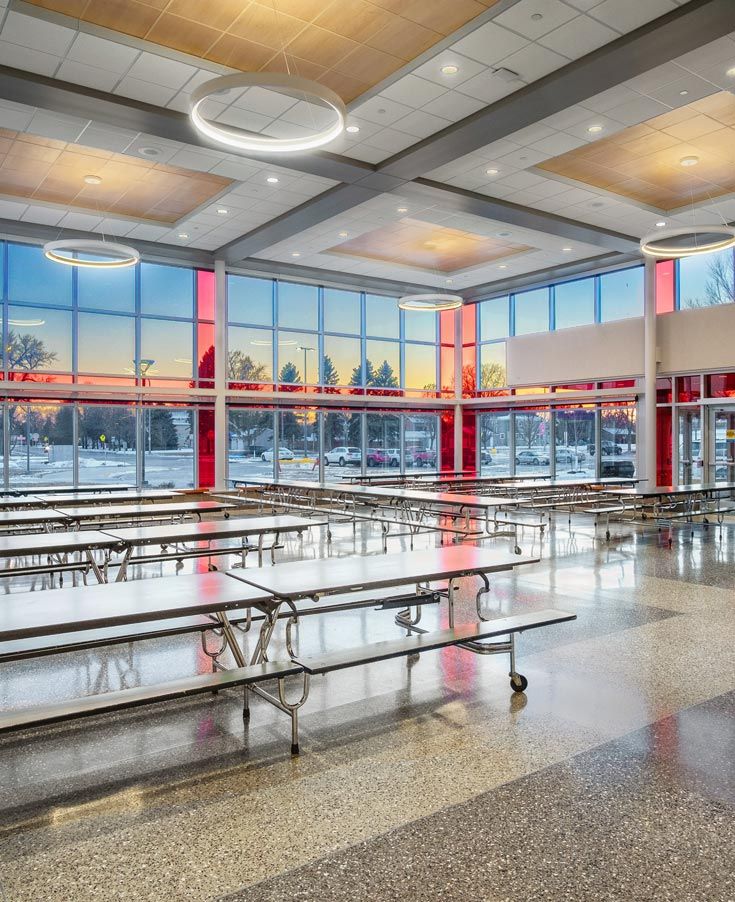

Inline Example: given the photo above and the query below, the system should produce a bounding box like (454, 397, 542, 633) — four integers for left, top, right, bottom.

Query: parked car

(516, 449, 550, 466)
(385, 448, 404, 467)
(366, 448, 388, 467)
(556, 448, 587, 465)
(324, 446, 361, 466)
(261, 447, 294, 461)
(414, 449, 437, 467)
(480, 450, 494, 466)
(600, 459, 635, 477)
(589, 441, 623, 455)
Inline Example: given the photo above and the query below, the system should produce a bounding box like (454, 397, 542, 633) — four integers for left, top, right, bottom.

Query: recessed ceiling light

(441, 64, 459, 76)
(84, 174, 102, 185)
(726, 66, 735, 78)
(656, 221, 667, 227)
(216, 207, 228, 215)
(679, 90, 689, 96)
(587, 125, 603, 133)
(178, 232, 189, 239)
(498, 264, 507, 269)
(591, 201, 605, 208)
(680, 155, 699, 167)
(291, 252, 301, 257)
(445, 278, 453, 283)
(486, 168, 499, 175)
(338, 231, 349, 238)
(266, 176, 279, 184)
(497, 230, 512, 238)
(397, 207, 408, 213)
(377, 108, 387, 115)
(346, 125, 360, 133)
(562, 246, 572, 252)
(530, 12, 543, 20)
(138, 146, 161, 157)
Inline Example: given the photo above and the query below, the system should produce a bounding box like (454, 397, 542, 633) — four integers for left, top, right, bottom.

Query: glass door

(710, 407, 735, 484)
(677, 408, 701, 485)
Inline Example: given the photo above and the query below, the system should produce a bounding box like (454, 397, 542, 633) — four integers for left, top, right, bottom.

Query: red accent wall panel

(198, 406, 215, 488)
(197, 269, 215, 321)
(197, 322, 215, 381)
(462, 409, 477, 474)
(656, 406, 672, 486)
(440, 410, 454, 472)
(655, 259, 675, 314)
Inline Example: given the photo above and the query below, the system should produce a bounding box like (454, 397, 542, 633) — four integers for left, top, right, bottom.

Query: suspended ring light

(640, 225, 735, 259)
(398, 293, 463, 312)
(43, 239, 140, 268)
(190, 73, 346, 153)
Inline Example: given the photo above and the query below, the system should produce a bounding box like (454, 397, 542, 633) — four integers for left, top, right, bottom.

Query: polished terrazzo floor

(0, 514, 733, 901)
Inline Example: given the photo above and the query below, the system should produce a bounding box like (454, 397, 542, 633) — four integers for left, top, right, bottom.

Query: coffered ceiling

(0, 0, 733, 297)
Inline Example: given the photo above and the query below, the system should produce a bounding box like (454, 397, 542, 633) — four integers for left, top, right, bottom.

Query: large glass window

(278, 409, 318, 481)
(140, 319, 193, 379)
(77, 259, 135, 312)
(9, 403, 74, 487)
(324, 410, 362, 475)
(324, 288, 360, 334)
(514, 410, 551, 476)
(366, 412, 400, 469)
(228, 409, 275, 481)
(554, 407, 595, 477)
(406, 413, 439, 472)
(514, 288, 549, 336)
(7, 307, 72, 372)
(479, 342, 507, 389)
(140, 262, 194, 318)
(323, 334, 361, 387)
(277, 281, 318, 331)
(365, 340, 399, 389)
(404, 343, 436, 390)
(8, 243, 72, 306)
(366, 294, 399, 338)
(404, 312, 437, 343)
(479, 296, 510, 341)
(78, 313, 135, 375)
(554, 278, 595, 329)
(141, 406, 194, 488)
(600, 267, 644, 322)
(228, 275, 273, 325)
(600, 405, 636, 477)
(277, 333, 317, 384)
(679, 248, 734, 309)
(479, 411, 511, 476)
(228, 326, 273, 382)
(78, 404, 136, 486)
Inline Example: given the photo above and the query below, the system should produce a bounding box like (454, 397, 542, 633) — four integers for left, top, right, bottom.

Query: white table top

(104, 515, 324, 546)
(0, 530, 120, 559)
(229, 545, 538, 601)
(55, 500, 234, 519)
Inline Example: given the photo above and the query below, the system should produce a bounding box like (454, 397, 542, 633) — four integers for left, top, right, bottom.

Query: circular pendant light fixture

(398, 293, 463, 312)
(43, 238, 140, 268)
(640, 225, 735, 259)
(190, 73, 346, 153)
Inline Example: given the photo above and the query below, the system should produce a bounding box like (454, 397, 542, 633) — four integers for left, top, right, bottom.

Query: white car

(261, 447, 294, 461)
(324, 446, 361, 466)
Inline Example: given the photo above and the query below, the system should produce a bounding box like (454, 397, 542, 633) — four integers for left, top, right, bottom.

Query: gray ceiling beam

(405, 179, 639, 254)
(379, 0, 735, 180)
(0, 64, 372, 185)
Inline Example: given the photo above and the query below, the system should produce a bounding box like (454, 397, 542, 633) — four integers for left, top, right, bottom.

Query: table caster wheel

(510, 673, 528, 693)
(514, 545, 522, 555)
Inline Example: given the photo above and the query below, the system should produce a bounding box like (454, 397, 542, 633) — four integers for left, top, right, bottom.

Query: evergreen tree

(148, 409, 178, 450)
(322, 354, 340, 386)
(372, 359, 398, 388)
(279, 361, 301, 384)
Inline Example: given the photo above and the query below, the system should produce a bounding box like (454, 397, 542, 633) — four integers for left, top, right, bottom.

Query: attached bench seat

(0, 660, 302, 734)
(295, 608, 575, 691)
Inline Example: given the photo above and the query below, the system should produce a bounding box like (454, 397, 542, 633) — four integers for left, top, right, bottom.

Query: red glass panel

(676, 376, 700, 403)
(462, 409, 477, 474)
(76, 375, 137, 387)
(461, 344, 475, 398)
(655, 259, 675, 314)
(440, 411, 454, 472)
(656, 406, 672, 486)
(7, 372, 74, 384)
(476, 389, 511, 398)
(554, 383, 595, 392)
(461, 304, 476, 346)
(197, 269, 215, 321)
(197, 321, 215, 380)
(656, 376, 672, 404)
(440, 346, 454, 393)
(198, 406, 215, 488)
(514, 386, 548, 395)
(141, 377, 192, 389)
(705, 373, 735, 398)
(439, 309, 455, 346)
(228, 382, 275, 392)
(198, 379, 215, 390)
(599, 380, 636, 389)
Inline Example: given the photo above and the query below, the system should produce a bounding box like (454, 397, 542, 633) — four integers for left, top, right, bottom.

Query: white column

(643, 255, 657, 485)
(214, 258, 227, 491)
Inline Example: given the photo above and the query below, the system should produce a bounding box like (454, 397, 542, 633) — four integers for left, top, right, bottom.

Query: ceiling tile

(589, 0, 676, 33)
(455, 70, 518, 103)
(380, 74, 447, 108)
(420, 91, 485, 122)
(494, 0, 578, 40)
(1, 9, 75, 54)
(394, 109, 452, 138)
(125, 51, 198, 90)
(350, 95, 414, 126)
(65, 31, 140, 73)
(56, 60, 120, 92)
(114, 76, 178, 107)
(499, 43, 570, 82)
(411, 50, 486, 88)
(450, 21, 529, 67)
(539, 14, 618, 58)
(0, 40, 59, 76)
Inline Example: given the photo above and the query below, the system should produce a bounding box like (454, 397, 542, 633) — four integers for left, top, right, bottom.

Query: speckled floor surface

(0, 516, 734, 901)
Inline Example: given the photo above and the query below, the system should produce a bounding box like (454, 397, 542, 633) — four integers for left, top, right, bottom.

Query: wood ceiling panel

(24, 0, 502, 103)
(326, 218, 533, 273)
(537, 91, 735, 211)
(0, 131, 232, 223)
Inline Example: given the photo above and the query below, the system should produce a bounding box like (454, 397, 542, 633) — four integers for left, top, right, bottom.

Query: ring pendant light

(43, 238, 140, 269)
(190, 73, 346, 153)
(640, 225, 735, 259)
(398, 292, 463, 312)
